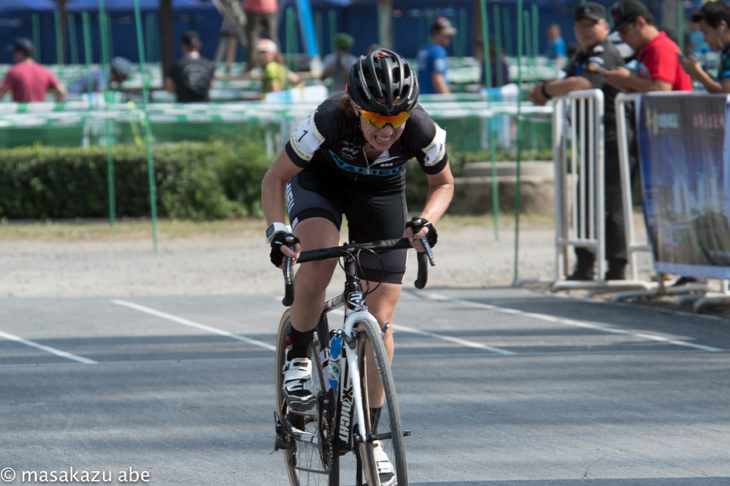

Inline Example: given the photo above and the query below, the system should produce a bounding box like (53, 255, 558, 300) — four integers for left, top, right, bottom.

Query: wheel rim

(276, 315, 332, 486)
(356, 324, 403, 486)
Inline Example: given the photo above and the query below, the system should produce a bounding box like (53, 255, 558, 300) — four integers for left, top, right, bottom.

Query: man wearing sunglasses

(529, 3, 631, 281)
(602, 0, 692, 93)
(261, 48, 453, 481)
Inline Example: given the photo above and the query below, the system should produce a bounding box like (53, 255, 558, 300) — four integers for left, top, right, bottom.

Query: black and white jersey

(285, 95, 449, 191)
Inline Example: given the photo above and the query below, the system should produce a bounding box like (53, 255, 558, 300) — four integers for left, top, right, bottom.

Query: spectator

(0, 38, 66, 102)
(244, 0, 278, 71)
(257, 38, 300, 95)
(67, 56, 134, 94)
(165, 30, 216, 103)
(603, 0, 692, 92)
(417, 17, 457, 94)
(686, 20, 706, 57)
(546, 24, 568, 62)
(678, 1, 730, 93)
(321, 33, 357, 94)
(604, 0, 697, 286)
(530, 2, 630, 281)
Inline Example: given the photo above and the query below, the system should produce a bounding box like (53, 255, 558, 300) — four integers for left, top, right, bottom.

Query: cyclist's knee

(296, 260, 337, 291)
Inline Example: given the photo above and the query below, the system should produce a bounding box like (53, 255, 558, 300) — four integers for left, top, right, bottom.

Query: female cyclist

(261, 48, 454, 480)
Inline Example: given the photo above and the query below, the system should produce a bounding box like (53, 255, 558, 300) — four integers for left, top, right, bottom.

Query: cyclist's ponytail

(338, 94, 359, 118)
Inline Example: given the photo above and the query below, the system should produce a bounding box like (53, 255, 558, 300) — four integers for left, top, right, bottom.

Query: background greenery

(0, 142, 553, 220)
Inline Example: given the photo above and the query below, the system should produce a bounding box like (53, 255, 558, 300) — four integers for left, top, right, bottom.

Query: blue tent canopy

(64, 0, 217, 12)
(0, 0, 57, 12)
(0, 0, 217, 12)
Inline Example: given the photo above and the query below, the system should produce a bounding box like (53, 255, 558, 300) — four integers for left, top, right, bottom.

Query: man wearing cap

(0, 38, 66, 102)
(529, 3, 631, 280)
(166, 30, 216, 102)
(417, 17, 457, 95)
(602, 0, 692, 92)
(321, 33, 357, 94)
(67, 57, 133, 94)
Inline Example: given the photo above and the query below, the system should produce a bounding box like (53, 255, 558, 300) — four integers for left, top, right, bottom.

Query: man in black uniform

(165, 30, 216, 102)
(529, 2, 630, 280)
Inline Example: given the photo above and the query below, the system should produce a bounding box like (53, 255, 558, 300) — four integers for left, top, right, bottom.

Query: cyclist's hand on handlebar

(270, 232, 301, 268)
(405, 217, 438, 252)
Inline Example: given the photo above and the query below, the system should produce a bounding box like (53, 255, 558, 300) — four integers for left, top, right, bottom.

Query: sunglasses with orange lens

(360, 109, 411, 129)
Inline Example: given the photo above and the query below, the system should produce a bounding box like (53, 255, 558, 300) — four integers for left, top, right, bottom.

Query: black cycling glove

(406, 217, 438, 248)
(270, 232, 300, 268)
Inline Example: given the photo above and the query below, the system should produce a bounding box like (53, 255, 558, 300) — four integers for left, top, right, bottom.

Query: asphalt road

(1, 287, 729, 485)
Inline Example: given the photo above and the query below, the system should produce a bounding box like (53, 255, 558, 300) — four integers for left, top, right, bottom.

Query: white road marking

(424, 293, 723, 353)
(328, 308, 516, 355)
(0, 330, 97, 364)
(111, 300, 276, 351)
(392, 324, 517, 355)
(0, 347, 718, 370)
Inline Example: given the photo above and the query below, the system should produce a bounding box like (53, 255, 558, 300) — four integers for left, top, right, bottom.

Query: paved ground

(2, 286, 729, 485)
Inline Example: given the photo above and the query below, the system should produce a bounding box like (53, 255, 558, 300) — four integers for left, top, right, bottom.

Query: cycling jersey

(285, 95, 449, 191)
(284, 94, 449, 283)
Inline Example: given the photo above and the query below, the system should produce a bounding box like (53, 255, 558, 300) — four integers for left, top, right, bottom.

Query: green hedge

(0, 143, 554, 220)
(0, 141, 272, 220)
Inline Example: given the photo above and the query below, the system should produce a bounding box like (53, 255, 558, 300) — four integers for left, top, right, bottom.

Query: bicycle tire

(355, 318, 408, 486)
(275, 310, 339, 486)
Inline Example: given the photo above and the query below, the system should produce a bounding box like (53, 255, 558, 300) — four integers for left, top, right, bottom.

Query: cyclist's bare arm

(262, 150, 304, 262)
(408, 159, 454, 252)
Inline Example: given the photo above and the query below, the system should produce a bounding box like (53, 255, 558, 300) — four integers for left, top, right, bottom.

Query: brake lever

(419, 236, 435, 266)
(281, 235, 296, 306)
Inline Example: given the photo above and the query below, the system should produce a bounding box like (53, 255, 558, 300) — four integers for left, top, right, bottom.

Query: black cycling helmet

(346, 48, 419, 115)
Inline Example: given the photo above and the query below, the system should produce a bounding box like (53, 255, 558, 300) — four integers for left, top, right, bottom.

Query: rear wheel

(355, 318, 408, 486)
(276, 310, 339, 486)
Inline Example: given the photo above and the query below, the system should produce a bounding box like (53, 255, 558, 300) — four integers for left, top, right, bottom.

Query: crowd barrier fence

(547, 89, 650, 294)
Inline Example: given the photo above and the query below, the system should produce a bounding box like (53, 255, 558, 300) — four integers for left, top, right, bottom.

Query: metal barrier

(615, 93, 650, 282)
(550, 89, 652, 293)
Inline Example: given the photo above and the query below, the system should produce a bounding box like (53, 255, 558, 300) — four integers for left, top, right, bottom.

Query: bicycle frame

(319, 254, 382, 450)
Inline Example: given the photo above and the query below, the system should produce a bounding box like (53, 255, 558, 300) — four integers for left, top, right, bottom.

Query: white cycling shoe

(373, 440, 397, 486)
(282, 357, 317, 412)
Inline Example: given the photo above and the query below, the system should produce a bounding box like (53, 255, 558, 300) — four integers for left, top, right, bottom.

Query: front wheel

(275, 310, 339, 486)
(355, 318, 408, 486)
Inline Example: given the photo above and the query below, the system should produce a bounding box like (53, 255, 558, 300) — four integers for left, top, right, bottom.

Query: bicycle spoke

(276, 311, 338, 486)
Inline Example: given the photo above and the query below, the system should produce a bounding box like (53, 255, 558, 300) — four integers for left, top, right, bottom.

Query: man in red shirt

(603, 0, 692, 92)
(0, 38, 67, 102)
(244, 0, 278, 71)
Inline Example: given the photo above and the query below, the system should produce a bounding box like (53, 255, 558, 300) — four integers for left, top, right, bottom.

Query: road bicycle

(274, 234, 434, 486)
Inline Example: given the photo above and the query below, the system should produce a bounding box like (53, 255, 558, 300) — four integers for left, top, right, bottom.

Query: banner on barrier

(637, 94, 730, 279)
